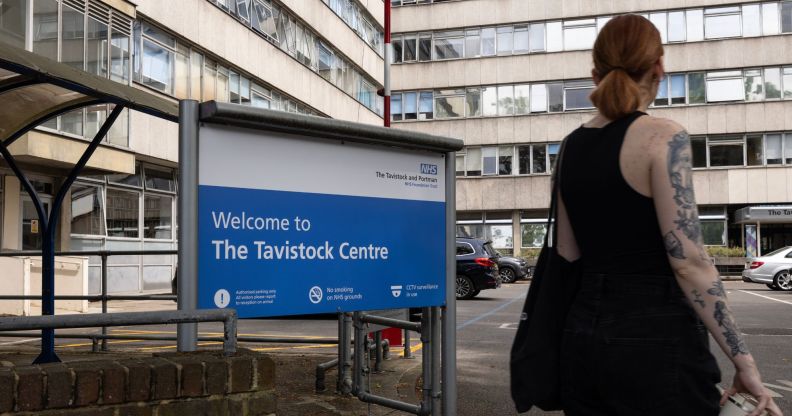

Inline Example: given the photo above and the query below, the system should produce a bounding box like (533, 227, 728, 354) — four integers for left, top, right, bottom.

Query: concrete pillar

(512, 210, 521, 257)
(3, 176, 21, 250)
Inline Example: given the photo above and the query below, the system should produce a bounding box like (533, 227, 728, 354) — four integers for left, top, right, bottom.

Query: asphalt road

(456, 280, 792, 416)
(1, 280, 789, 415)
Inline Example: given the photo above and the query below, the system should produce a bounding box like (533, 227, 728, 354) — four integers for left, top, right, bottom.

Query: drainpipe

(384, 0, 391, 127)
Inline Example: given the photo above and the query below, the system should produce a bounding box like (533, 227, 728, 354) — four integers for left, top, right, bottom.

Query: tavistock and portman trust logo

(390, 285, 403, 298)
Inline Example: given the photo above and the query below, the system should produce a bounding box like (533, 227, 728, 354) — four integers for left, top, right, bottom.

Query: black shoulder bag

(509, 137, 582, 413)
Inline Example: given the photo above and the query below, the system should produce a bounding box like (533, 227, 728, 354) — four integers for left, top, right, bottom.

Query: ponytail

(589, 15, 663, 120)
(589, 68, 642, 121)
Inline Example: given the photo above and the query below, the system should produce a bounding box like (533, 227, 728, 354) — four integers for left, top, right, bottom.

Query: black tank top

(559, 112, 674, 276)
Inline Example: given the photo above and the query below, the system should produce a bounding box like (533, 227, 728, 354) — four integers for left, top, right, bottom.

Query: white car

(742, 246, 792, 291)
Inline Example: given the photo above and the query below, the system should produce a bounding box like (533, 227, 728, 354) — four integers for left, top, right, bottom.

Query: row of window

(72, 165, 176, 240)
(393, 66, 792, 121)
(321, 0, 384, 56)
(205, 0, 383, 115)
(692, 132, 792, 168)
(457, 209, 728, 248)
(0, 0, 132, 144)
(392, 2, 792, 63)
(391, 0, 455, 6)
(455, 143, 560, 177)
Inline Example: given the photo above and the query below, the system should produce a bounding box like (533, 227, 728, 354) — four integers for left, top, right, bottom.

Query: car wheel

(500, 267, 517, 283)
(766, 283, 781, 290)
(773, 270, 792, 291)
(456, 275, 476, 300)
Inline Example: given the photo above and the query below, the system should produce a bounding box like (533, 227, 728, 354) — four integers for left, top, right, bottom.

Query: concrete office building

(390, 0, 792, 257)
(0, 0, 385, 299)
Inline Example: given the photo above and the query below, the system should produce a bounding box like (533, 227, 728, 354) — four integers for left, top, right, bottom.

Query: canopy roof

(0, 42, 178, 145)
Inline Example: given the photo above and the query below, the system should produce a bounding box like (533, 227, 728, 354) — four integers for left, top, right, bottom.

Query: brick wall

(0, 350, 275, 416)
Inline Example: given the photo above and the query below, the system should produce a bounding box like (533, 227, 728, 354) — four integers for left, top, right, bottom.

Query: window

(597, 16, 611, 32)
(434, 89, 464, 118)
(0, 0, 26, 49)
(497, 26, 513, 55)
(650, 12, 668, 43)
(71, 184, 105, 236)
(784, 67, 792, 98)
(744, 69, 764, 101)
(33, 0, 58, 60)
(62, 5, 85, 71)
(668, 11, 686, 42)
(785, 134, 792, 163)
(764, 67, 782, 99)
(654, 77, 669, 106)
(482, 147, 497, 175)
(742, 4, 762, 37)
(783, 1, 792, 32)
(706, 71, 744, 102)
(704, 7, 742, 39)
(455, 153, 466, 176)
(466, 147, 482, 176)
(691, 136, 707, 168)
(433, 30, 464, 59)
(514, 84, 530, 115)
(546, 21, 562, 52)
(513, 25, 529, 53)
(106, 188, 140, 238)
(701, 220, 726, 245)
(766, 134, 783, 164)
(497, 85, 514, 115)
(251, 0, 278, 40)
(688, 72, 706, 104)
(391, 93, 402, 121)
(481, 86, 498, 117)
(403, 34, 417, 61)
(403, 91, 417, 120)
(466, 88, 481, 117)
(419, 91, 433, 120)
(528, 23, 545, 52)
(456, 243, 474, 256)
(747, 135, 764, 166)
(464, 29, 480, 58)
(686, 9, 705, 41)
(548, 83, 563, 112)
(764, 2, 781, 35)
(564, 80, 594, 110)
(419, 34, 431, 61)
(530, 84, 547, 113)
(518, 146, 531, 174)
(521, 222, 547, 248)
(548, 143, 560, 171)
(670, 74, 686, 104)
(563, 19, 596, 50)
(499, 146, 513, 175)
(145, 167, 176, 192)
(144, 194, 173, 239)
(392, 37, 403, 63)
(708, 136, 744, 167)
(481, 27, 496, 56)
(532, 145, 547, 174)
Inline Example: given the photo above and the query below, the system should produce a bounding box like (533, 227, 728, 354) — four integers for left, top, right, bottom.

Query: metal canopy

(735, 206, 792, 224)
(200, 101, 464, 153)
(0, 42, 179, 364)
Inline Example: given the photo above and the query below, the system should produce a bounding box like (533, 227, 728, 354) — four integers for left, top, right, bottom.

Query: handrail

(0, 309, 237, 356)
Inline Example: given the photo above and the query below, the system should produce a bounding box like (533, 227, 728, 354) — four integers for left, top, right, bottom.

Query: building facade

(390, 0, 792, 257)
(0, 0, 385, 295)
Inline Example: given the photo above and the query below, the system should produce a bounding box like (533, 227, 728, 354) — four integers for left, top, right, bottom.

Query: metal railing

(0, 249, 177, 350)
(0, 309, 238, 355)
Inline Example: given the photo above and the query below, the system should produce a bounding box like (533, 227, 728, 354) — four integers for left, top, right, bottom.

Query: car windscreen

(764, 247, 791, 257)
(483, 242, 498, 257)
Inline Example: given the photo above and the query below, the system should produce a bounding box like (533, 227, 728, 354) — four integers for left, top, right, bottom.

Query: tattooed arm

(650, 121, 780, 415)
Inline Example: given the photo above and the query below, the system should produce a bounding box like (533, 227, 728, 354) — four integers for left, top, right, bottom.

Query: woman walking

(555, 15, 782, 416)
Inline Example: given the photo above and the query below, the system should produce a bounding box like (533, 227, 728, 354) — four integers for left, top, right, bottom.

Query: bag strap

(544, 137, 570, 248)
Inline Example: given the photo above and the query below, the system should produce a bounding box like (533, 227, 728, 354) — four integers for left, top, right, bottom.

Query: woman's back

(560, 112, 673, 276)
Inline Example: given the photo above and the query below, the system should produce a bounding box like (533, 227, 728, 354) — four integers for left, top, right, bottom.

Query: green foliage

(519, 247, 542, 259)
(706, 246, 746, 258)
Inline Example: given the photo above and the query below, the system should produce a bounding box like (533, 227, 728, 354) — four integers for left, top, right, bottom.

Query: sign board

(735, 206, 792, 224)
(197, 124, 447, 317)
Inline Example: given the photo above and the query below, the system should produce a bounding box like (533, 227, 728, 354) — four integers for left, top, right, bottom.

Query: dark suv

(455, 237, 502, 299)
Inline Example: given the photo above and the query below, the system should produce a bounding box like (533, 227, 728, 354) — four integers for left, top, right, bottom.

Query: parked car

(742, 246, 792, 291)
(455, 237, 502, 299)
(497, 255, 531, 283)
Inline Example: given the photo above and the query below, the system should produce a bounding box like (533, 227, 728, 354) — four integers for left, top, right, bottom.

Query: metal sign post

(177, 100, 199, 351)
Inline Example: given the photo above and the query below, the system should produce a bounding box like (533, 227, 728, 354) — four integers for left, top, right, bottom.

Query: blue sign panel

(197, 125, 446, 318)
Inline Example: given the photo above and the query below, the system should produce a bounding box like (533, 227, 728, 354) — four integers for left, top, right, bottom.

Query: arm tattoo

(713, 300, 749, 356)
(691, 289, 705, 308)
(664, 232, 685, 259)
(667, 131, 703, 244)
(706, 279, 726, 298)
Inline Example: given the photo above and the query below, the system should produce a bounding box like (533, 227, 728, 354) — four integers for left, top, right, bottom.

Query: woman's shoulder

(631, 115, 688, 147)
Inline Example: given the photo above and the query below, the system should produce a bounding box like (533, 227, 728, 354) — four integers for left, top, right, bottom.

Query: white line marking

(778, 380, 792, 388)
(737, 290, 792, 306)
(499, 323, 518, 330)
(0, 338, 37, 346)
(763, 383, 792, 394)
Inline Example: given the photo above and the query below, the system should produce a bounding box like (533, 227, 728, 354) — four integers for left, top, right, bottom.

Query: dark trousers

(560, 272, 722, 416)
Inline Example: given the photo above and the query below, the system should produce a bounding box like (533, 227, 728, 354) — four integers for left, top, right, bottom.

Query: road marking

(57, 339, 143, 348)
(0, 338, 38, 346)
(738, 290, 792, 306)
(763, 382, 792, 394)
(110, 329, 330, 339)
(136, 341, 222, 352)
(457, 295, 526, 331)
(252, 344, 335, 352)
(397, 342, 423, 357)
(498, 323, 518, 330)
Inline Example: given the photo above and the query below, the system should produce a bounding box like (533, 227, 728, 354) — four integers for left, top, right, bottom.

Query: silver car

(742, 246, 792, 291)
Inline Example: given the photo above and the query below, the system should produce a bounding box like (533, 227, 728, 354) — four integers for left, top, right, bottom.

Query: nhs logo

(420, 164, 438, 175)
